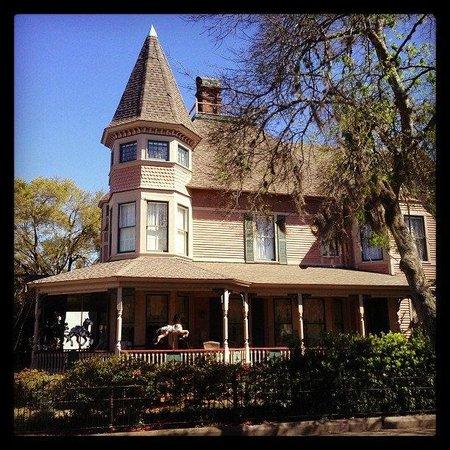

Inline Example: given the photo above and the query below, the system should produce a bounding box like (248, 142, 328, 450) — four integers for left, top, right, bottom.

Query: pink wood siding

(285, 214, 344, 267)
(192, 208, 245, 261)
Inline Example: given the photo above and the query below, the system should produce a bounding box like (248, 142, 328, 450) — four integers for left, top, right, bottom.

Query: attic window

(148, 140, 169, 161)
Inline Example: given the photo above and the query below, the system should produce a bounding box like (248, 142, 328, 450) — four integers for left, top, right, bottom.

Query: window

(110, 150, 114, 167)
(274, 297, 293, 346)
(119, 141, 137, 163)
(178, 145, 189, 167)
(146, 201, 168, 252)
(229, 296, 244, 347)
(321, 240, 339, 257)
(118, 203, 135, 253)
(332, 299, 344, 333)
(255, 216, 275, 261)
(360, 225, 383, 261)
(176, 205, 189, 256)
(148, 140, 169, 160)
(303, 298, 326, 346)
(404, 215, 428, 261)
(146, 294, 169, 347)
(121, 288, 135, 349)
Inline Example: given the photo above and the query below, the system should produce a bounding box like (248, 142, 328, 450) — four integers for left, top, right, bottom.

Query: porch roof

(30, 256, 410, 295)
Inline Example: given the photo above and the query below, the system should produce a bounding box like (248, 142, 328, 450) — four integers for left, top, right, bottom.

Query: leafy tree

(14, 177, 104, 352)
(192, 14, 436, 336)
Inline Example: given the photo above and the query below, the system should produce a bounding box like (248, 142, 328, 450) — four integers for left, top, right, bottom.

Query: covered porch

(29, 257, 413, 371)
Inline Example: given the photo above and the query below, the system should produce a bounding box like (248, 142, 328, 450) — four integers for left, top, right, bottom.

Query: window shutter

(244, 213, 254, 262)
(277, 215, 287, 264)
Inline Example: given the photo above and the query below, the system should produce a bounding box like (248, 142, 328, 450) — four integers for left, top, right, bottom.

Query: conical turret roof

(108, 27, 197, 137)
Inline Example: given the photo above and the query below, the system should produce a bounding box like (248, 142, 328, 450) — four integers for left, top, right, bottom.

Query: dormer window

(148, 140, 169, 161)
(119, 141, 137, 163)
(178, 145, 189, 168)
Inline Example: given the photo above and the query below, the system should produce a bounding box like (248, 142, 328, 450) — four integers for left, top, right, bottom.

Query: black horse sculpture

(65, 318, 93, 349)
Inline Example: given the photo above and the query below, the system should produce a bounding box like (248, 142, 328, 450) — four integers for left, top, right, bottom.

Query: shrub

(14, 331, 435, 431)
(14, 369, 63, 407)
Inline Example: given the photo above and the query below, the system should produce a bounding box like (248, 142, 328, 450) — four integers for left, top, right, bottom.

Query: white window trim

(146, 201, 169, 253)
(118, 202, 136, 253)
(176, 204, 189, 256)
(177, 145, 190, 169)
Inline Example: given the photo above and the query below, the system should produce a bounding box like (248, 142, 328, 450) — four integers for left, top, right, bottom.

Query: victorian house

(30, 27, 436, 371)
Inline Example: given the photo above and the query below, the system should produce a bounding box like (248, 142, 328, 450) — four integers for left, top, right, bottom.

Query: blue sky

(14, 14, 240, 193)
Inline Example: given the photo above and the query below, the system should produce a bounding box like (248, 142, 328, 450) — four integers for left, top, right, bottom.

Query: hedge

(14, 332, 435, 430)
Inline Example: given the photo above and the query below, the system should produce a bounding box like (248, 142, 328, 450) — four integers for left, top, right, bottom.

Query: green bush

(14, 331, 435, 430)
(288, 331, 435, 416)
(14, 369, 63, 407)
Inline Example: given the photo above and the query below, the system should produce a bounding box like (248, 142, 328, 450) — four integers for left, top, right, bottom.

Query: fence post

(109, 387, 115, 431)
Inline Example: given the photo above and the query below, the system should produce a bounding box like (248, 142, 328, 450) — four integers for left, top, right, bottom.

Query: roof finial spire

(149, 25, 158, 37)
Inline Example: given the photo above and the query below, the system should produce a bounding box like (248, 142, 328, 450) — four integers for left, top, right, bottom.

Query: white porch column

(115, 287, 123, 354)
(358, 294, 366, 337)
(31, 290, 41, 367)
(242, 293, 250, 364)
(222, 289, 230, 363)
(297, 293, 305, 351)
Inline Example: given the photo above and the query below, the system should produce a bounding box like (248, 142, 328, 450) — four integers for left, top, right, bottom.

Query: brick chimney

(195, 76, 222, 114)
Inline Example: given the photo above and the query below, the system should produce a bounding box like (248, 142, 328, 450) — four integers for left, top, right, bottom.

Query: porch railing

(31, 347, 292, 372)
(121, 348, 226, 365)
(249, 347, 291, 364)
(32, 350, 109, 373)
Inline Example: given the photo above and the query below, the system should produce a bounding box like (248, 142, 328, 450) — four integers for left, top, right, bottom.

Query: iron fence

(14, 376, 435, 435)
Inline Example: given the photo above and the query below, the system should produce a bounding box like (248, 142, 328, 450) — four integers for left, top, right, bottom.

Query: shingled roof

(31, 256, 409, 294)
(108, 28, 197, 136)
(188, 116, 328, 196)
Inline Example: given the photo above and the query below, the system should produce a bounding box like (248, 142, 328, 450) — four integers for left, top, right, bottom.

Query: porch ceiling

(29, 256, 410, 295)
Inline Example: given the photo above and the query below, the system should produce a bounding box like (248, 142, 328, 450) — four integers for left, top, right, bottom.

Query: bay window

(360, 224, 383, 261)
(146, 201, 168, 252)
(404, 215, 428, 261)
(118, 202, 135, 253)
(176, 205, 189, 256)
(255, 215, 275, 261)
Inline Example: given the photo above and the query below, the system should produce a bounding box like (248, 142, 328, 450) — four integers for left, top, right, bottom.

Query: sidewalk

(93, 414, 436, 436)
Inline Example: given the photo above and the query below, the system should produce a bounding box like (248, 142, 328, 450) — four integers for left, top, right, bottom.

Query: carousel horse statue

(65, 318, 93, 348)
(154, 314, 189, 346)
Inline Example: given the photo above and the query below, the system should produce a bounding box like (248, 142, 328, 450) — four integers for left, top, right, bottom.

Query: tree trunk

(379, 185, 436, 338)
